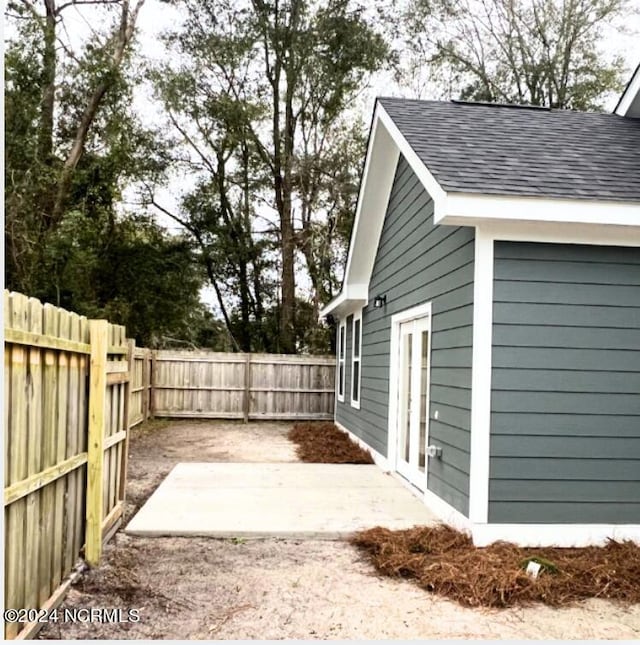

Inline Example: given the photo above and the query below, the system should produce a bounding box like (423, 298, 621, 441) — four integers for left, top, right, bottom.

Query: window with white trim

(351, 310, 362, 409)
(337, 321, 346, 402)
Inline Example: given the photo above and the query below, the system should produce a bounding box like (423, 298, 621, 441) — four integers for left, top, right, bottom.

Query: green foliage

(5, 2, 210, 348)
(41, 210, 207, 347)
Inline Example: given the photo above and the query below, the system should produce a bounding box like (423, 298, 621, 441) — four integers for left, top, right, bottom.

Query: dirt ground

(38, 420, 640, 640)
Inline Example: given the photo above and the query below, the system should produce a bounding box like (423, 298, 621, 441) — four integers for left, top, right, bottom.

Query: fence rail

(151, 351, 335, 420)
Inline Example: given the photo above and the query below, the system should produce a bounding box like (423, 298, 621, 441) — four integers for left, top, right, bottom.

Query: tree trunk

(278, 9, 300, 355)
(279, 197, 296, 353)
(268, 46, 297, 353)
(51, 0, 145, 225)
(38, 0, 56, 168)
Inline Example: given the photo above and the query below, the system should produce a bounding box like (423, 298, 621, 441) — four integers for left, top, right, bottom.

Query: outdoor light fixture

(373, 294, 387, 308)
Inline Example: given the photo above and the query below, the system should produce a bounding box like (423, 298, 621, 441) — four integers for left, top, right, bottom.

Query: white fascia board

(441, 193, 640, 228)
(341, 102, 448, 297)
(478, 219, 640, 247)
(319, 292, 347, 318)
(344, 105, 397, 284)
(342, 105, 398, 288)
(615, 64, 640, 117)
(442, 192, 640, 227)
(375, 105, 447, 218)
(319, 284, 368, 318)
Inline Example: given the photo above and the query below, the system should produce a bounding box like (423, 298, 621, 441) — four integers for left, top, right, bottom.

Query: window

(337, 321, 346, 402)
(351, 310, 362, 409)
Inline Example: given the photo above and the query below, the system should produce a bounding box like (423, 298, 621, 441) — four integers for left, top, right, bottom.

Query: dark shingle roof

(378, 98, 640, 202)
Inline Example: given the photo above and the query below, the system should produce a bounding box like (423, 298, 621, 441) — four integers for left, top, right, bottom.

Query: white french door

(395, 315, 431, 490)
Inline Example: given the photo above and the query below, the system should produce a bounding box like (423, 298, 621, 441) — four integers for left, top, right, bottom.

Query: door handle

(426, 445, 442, 459)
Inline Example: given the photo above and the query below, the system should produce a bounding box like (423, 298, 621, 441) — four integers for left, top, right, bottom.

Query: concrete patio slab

(125, 462, 437, 539)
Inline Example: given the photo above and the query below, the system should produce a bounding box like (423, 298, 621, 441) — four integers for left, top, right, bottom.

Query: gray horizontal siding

(489, 241, 640, 524)
(335, 154, 475, 516)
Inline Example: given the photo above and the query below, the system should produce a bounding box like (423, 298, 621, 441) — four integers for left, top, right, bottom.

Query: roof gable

(321, 94, 640, 318)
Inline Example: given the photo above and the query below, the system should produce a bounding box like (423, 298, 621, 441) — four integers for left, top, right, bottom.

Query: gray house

(321, 67, 640, 547)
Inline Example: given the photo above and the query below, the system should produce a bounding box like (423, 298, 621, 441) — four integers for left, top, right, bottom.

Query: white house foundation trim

(334, 420, 389, 471)
(472, 523, 640, 548)
(422, 488, 473, 535)
(336, 425, 640, 547)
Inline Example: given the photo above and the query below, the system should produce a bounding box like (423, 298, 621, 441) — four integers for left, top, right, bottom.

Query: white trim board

(472, 523, 640, 548)
(334, 420, 389, 471)
(350, 309, 362, 410)
(442, 193, 640, 228)
(386, 302, 433, 475)
(322, 284, 368, 318)
(422, 488, 472, 535)
(335, 422, 472, 537)
(335, 420, 640, 547)
(468, 231, 493, 524)
(615, 63, 640, 117)
(337, 319, 346, 403)
(477, 220, 640, 247)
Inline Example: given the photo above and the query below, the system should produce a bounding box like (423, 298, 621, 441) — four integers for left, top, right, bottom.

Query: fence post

(143, 349, 151, 421)
(85, 319, 109, 566)
(149, 350, 157, 419)
(119, 338, 135, 501)
(243, 353, 251, 423)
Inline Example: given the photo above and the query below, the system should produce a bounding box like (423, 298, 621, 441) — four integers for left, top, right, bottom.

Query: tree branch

(50, 0, 145, 225)
(147, 196, 241, 352)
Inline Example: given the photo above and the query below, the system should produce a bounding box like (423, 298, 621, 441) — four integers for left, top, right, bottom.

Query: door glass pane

(418, 330, 430, 472)
(399, 331, 413, 463)
(352, 360, 360, 401)
(339, 364, 344, 396)
(354, 319, 361, 358)
(339, 326, 345, 359)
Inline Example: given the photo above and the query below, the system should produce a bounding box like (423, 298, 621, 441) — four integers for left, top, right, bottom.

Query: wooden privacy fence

(4, 292, 133, 640)
(152, 351, 335, 421)
(4, 290, 335, 639)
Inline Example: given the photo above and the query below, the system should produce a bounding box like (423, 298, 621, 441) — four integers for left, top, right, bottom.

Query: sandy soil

(123, 419, 298, 522)
(38, 420, 640, 640)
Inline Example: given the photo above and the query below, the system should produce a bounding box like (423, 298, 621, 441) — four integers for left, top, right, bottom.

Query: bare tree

(403, 0, 631, 109)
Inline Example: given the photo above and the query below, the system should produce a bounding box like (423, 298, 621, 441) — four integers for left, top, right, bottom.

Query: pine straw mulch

(350, 524, 640, 608)
(288, 422, 374, 464)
